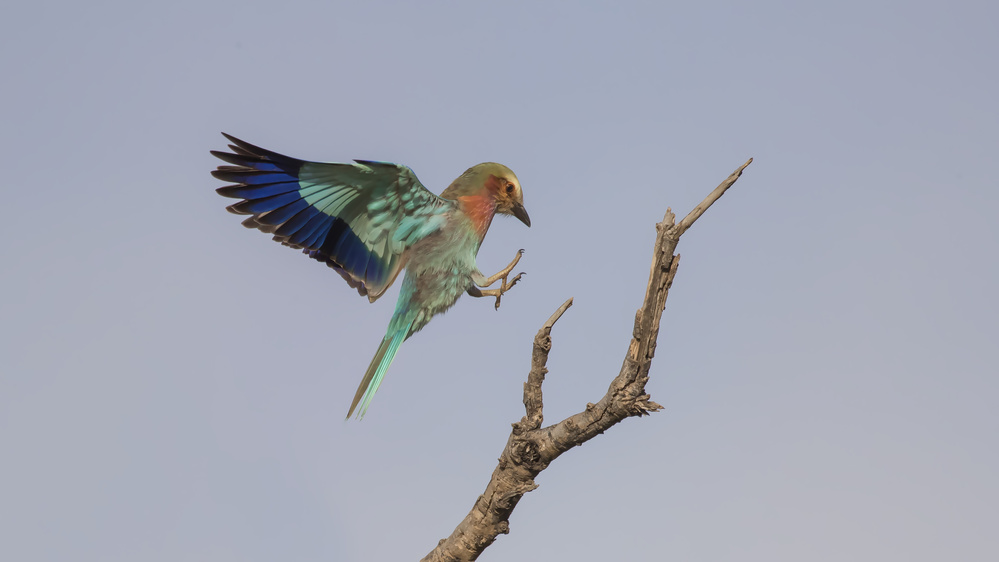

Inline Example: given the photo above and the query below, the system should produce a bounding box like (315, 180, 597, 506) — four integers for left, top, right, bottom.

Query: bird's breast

(402, 220, 481, 316)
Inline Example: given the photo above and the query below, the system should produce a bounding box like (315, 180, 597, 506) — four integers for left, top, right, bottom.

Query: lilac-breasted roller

(211, 134, 530, 419)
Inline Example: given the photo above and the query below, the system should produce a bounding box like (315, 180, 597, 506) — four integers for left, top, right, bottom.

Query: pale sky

(2, 1, 997, 560)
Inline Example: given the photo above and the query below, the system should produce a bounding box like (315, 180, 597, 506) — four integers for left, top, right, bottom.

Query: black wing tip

(218, 132, 269, 158)
(216, 133, 303, 167)
(222, 202, 253, 216)
(215, 185, 247, 199)
(353, 159, 403, 170)
(212, 169, 278, 182)
(211, 149, 247, 169)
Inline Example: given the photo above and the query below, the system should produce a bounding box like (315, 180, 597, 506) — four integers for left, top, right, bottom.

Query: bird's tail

(347, 326, 409, 420)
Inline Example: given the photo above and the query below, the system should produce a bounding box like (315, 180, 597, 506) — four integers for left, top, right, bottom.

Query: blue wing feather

(272, 206, 321, 238)
(228, 191, 303, 215)
(216, 181, 300, 200)
(296, 215, 334, 249)
(212, 133, 451, 300)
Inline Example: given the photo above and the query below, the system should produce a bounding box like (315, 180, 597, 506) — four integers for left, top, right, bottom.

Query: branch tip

(543, 297, 573, 331)
(677, 158, 753, 235)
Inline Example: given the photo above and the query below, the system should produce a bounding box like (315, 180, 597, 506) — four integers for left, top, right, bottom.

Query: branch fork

(422, 158, 752, 562)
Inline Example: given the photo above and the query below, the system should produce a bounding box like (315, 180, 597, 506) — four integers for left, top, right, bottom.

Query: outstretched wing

(212, 133, 451, 301)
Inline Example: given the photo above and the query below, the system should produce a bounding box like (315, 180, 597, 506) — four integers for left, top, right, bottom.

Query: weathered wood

(422, 159, 753, 562)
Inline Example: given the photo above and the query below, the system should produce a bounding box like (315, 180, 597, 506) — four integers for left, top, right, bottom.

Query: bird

(211, 133, 530, 419)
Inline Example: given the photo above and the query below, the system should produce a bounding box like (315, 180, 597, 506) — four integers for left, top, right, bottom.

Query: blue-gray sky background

(2, 1, 997, 560)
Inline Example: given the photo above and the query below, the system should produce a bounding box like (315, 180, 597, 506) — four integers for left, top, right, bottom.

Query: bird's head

(442, 162, 531, 227)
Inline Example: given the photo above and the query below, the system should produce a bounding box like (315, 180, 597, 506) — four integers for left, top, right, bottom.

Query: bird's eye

(506, 183, 515, 194)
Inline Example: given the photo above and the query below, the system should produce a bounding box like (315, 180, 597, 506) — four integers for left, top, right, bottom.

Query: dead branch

(422, 158, 753, 562)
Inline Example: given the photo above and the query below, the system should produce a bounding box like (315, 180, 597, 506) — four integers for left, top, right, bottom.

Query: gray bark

(422, 159, 754, 561)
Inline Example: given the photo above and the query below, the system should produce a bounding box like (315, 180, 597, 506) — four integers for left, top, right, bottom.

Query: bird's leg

(476, 249, 524, 287)
(468, 249, 526, 310)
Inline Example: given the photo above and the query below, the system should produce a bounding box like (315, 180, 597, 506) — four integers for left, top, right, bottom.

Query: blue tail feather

(348, 324, 410, 420)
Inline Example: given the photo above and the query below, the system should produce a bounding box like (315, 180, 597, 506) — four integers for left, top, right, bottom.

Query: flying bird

(211, 134, 530, 419)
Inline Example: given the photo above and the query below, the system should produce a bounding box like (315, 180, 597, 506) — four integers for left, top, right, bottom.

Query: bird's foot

(478, 271, 525, 310)
(469, 249, 526, 309)
(477, 249, 524, 287)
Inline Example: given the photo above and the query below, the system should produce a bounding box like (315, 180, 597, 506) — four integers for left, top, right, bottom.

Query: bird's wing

(212, 133, 451, 301)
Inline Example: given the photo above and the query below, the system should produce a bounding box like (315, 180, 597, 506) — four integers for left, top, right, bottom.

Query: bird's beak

(512, 202, 531, 227)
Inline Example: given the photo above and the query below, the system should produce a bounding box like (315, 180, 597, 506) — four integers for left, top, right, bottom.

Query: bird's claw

(493, 272, 526, 310)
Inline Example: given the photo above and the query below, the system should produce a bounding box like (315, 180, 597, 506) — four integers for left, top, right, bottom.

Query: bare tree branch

(678, 158, 753, 235)
(422, 159, 753, 562)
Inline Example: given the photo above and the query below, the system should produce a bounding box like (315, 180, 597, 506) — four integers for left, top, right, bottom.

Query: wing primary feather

(212, 133, 451, 303)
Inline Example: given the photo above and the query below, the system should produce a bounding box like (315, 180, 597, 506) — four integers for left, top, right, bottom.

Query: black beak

(512, 202, 531, 227)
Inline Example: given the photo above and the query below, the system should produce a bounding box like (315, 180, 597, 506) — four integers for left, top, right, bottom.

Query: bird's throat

(457, 195, 496, 240)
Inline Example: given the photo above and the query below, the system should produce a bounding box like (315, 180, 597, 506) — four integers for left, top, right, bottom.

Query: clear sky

(2, 1, 997, 560)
